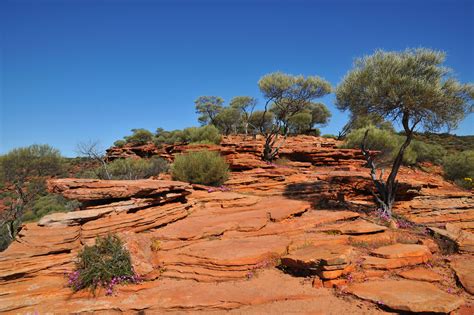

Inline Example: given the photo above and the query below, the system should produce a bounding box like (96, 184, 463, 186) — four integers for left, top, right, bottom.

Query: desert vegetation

(67, 234, 139, 295)
(335, 48, 474, 218)
(171, 150, 229, 186)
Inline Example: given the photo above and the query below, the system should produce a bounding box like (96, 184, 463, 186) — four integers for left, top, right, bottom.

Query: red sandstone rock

(347, 279, 464, 313)
(451, 257, 474, 295)
(397, 267, 442, 282)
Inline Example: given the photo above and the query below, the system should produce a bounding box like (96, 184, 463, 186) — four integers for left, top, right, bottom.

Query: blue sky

(1, 0, 473, 157)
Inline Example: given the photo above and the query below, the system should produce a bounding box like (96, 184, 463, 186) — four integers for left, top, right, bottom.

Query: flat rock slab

(372, 243, 431, 259)
(281, 244, 353, 279)
(451, 257, 474, 294)
(47, 178, 192, 202)
(324, 220, 387, 235)
(347, 279, 464, 313)
(397, 267, 442, 282)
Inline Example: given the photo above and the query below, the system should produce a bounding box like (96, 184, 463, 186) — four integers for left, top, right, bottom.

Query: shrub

(342, 126, 447, 166)
(443, 150, 474, 189)
(155, 125, 221, 146)
(410, 140, 447, 164)
(67, 234, 139, 295)
(171, 150, 229, 186)
(113, 140, 126, 148)
(0, 144, 64, 184)
(22, 194, 81, 222)
(322, 134, 338, 139)
(106, 157, 168, 180)
(124, 129, 154, 145)
(341, 126, 401, 163)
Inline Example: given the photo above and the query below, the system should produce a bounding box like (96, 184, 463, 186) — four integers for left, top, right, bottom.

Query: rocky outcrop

(105, 135, 369, 170)
(1, 137, 473, 313)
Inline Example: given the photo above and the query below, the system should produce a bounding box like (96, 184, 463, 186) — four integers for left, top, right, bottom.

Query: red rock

(347, 279, 464, 313)
(397, 267, 442, 282)
(371, 243, 431, 259)
(323, 279, 348, 288)
(451, 257, 474, 294)
(47, 178, 192, 202)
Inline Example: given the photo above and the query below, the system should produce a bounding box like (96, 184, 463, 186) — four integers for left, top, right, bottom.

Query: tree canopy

(336, 48, 474, 133)
(194, 96, 224, 126)
(336, 48, 474, 217)
(258, 72, 332, 160)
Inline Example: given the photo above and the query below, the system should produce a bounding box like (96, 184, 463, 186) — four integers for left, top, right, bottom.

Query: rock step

(281, 244, 354, 279)
(362, 244, 432, 270)
(347, 279, 464, 313)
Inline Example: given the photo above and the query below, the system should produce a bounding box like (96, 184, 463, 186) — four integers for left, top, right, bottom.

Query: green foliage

(342, 126, 400, 162)
(339, 113, 395, 138)
(248, 110, 275, 134)
(214, 107, 242, 135)
(195, 96, 224, 125)
(68, 234, 137, 294)
(410, 140, 447, 164)
(258, 72, 332, 161)
(413, 132, 474, 153)
(104, 157, 168, 180)
(343, 126, 448, 165)
(336, 48, 473, 132)
(230, 96, 257, 134)
(322, 134, 338, 139)
(171, 150, 229, 186)
(123, 129, 154, 145)
(113, 140, 126, 148)
(155, 125, 221, 146)
(0, 144, 64, 184)
(22, 194, 81, 222)
(443, 150, 474, 189)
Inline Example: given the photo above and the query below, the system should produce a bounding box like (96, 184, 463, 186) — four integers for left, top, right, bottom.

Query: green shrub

(106, 157, 168, 180)
(155, 125, 221, 146)
(443, 150, 474, 189)
(342, 126, 447, 166)
(113, 140, 126, 148)
(341, 126, 400, 162)
(22, 194, 81, 222)
(124, 129, 154, 145)
(171, 150, 229, 186)
(322, 134, 338, 139)
(67, 234, 138, 295)
(410, 140, 447, 164)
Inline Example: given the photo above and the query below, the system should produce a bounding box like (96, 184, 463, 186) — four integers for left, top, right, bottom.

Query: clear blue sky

(1, 0, 473, 157)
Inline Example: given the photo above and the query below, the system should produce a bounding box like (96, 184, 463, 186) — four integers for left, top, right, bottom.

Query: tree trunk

(361, 123, 414, 218)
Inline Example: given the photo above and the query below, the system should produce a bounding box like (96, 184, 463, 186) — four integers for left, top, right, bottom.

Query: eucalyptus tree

(194, 96, 224, 126)
(336, 48, 474, 218)
(230, 96, 258, 135)
(258, 72, 332, 161)
(214, 107, 242, 135)
(287, 102, 332, 134)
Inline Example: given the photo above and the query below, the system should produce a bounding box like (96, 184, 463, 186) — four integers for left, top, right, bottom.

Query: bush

(443, 150, 474, 189)
(123, 129, 154, 145)
(171, 150, 229, 186)
(410, 140, 447, 164)
(113, 140, 126, 148)
(0, 144, 64, 184)
(341, 126, 401, 162)
(106, 157, 168, 180)
(342, 126, 447, 166)
(22, 194, 81, 222)
(67, 234, 139, 295)
(155, 125, 221, 146)
(322, 134, 338, 139)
